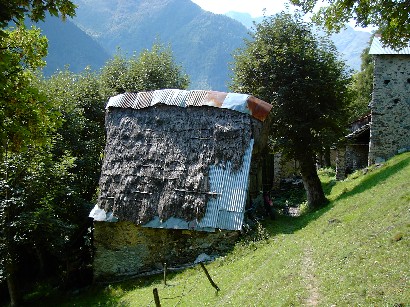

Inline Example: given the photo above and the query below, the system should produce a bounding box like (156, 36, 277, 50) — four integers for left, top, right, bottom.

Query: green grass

(26, 152, 410, 306)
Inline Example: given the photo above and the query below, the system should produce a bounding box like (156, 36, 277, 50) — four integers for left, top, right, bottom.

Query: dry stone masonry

(369, 37, 410, 163)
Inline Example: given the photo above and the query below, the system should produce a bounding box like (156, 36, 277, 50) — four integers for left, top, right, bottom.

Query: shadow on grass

(23, 273, 162, 307)
(334, 154, 410, 202)
(263, 153, 410, 238)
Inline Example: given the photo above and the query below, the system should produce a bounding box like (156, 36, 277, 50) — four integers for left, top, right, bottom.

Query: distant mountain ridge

(70, 0, 249, 91)
(224, 11, 372, 71)
(36, 1, 371, 89)
(32, 15, 110, 76)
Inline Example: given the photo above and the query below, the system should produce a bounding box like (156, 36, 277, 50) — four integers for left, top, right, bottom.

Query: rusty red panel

(247, 96, 273, 122)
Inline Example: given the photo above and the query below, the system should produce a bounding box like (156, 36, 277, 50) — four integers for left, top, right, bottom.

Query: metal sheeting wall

(198, 139, 254, 231)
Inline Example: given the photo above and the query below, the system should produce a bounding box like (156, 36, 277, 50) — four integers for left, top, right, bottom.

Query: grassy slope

(30, 153, 410, 306)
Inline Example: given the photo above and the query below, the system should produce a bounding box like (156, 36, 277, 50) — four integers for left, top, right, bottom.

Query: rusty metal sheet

(203, 91, 227, 107)
(246, 95, 273, 122)
(106, 89, 272, 122)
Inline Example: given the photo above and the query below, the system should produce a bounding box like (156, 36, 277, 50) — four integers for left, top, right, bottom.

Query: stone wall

(369, 54, 410, 164)
(93, 221, 239, 281)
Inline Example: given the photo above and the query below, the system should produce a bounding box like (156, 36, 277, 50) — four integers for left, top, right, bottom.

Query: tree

(0, 26, 60, 154)
(0, 2, 75, 304)
(100, 43, 190, 99)
(290, 0, 410, 49)
(230, 12, 351, 208)
(0, 0, 76, 29)
(349, 35, 375, 121)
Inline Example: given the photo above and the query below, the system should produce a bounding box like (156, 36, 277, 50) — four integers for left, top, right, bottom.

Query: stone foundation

(93, 221, 239, 281)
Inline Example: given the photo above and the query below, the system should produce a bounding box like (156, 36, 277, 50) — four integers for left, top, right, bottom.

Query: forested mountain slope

(33, 16, 110, 75)
(71, 0, 249, 90)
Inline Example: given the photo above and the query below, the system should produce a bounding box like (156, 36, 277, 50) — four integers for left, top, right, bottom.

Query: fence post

(153, 288, 161, 307)
(163, 262, 167, 286)
(200, 262, 220, 291)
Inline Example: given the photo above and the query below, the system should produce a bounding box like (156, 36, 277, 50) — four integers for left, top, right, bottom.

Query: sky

(190, 0, 375, 32)
(190, 0, 299, 18)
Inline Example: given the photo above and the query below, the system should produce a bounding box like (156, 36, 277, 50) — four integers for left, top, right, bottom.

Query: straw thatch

(97, 104, 264, 225)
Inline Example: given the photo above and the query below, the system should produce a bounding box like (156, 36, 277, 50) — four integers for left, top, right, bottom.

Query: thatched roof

(90, 89, 272, 231)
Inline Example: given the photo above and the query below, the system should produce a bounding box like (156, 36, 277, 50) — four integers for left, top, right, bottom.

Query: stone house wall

(369, 54, 410, 163)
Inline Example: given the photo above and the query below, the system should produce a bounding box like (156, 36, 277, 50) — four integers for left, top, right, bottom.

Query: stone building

(336, 36, 410, 179)
(89, 89, 272, 281)
(368, 35, 410, 164)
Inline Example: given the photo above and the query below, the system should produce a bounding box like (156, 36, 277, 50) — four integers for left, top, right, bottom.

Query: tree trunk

(323, 146, 331, 168)
(5, 255, 21, 307)
(299, 154, 328, 209)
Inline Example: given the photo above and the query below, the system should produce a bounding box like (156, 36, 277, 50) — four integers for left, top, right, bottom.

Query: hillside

(27, 152, 410, 305)
(32, 15, 110, 76)
(71, 0, 249, 91)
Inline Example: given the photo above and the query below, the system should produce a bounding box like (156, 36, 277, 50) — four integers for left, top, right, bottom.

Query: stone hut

(336, 36, 410, 179)
(336, 114, 371, 179)
(89, 89, 272, 281)
(368, 35, 410, 164)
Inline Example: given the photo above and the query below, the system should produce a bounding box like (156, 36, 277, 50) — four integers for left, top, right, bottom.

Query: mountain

(225, 11, 263, 30)
(225, 12, 372, 71)
(35, 1, 371, 88)
(329, 27, 372, 71)
(33, 15, 111, 76)
(71, 0, 249, 91)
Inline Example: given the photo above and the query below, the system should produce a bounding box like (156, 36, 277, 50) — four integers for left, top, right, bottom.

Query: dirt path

(302, 246, 319, 306)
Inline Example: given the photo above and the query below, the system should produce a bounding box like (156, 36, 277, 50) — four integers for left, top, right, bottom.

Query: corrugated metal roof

(106, 89, 272, 122)
(369, 36, 410, 55)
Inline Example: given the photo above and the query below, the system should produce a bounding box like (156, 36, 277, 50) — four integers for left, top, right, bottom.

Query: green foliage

(348, 35, 375, 121)
(0, 26, 60, 153)
(230, 12, 351, 160)
(100, 43, 189, 99)
(290, 0, 410, 49)
(0, 0, 76, 29)
(41, 68, 106, 200)
(230, 12, 350, 208)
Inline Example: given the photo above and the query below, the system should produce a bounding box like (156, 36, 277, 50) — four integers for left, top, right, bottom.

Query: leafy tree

(349, 35, 375, 121)
(0, 0, 76, 29)
(100, 43, 190, 98)
(42, 68, 106, 201)
(0, 2, 75, 304)
(0, 26, 60, 154)
(290, 0, 410, 49)
(0, 27, 59, 305)
(230, 12, 351, 208)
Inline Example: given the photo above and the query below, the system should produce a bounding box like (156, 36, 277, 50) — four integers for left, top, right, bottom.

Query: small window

(407, 78, 410, 84)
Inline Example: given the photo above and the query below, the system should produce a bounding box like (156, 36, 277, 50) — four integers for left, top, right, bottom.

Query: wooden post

(163, 262, 167, 286)
(153, 288, 161, 307)
(200, 262, 220, 291)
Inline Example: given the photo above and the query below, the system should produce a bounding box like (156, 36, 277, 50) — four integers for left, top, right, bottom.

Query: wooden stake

(200, 262, 220, 291)
(153, 288, 161, 307)
(163, 263, 167, 286)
